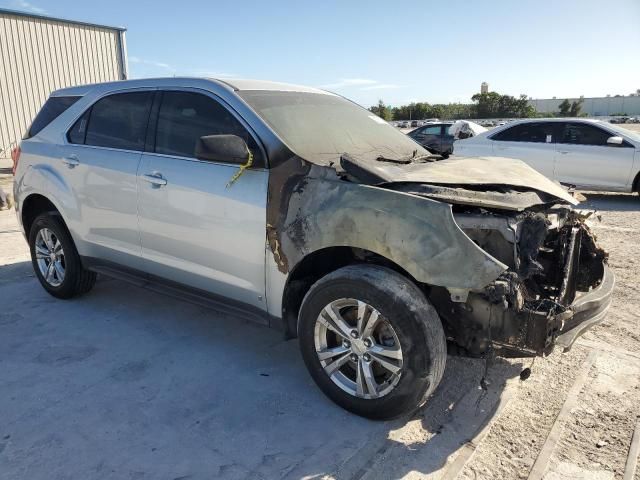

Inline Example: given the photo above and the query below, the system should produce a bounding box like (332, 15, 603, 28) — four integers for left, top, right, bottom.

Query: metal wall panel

(0, 11, 126, 157)
(529, 96, 640, 117)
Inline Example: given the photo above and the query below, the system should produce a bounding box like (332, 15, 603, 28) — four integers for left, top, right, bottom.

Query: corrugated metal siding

(0, 12, 126, 156)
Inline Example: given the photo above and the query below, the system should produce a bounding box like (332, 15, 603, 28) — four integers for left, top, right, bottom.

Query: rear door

(489, 122, 556, 178)
(61, 89, 154, 268)
(136, 89, 268, 310)
(410, 124, 443, 153)
(554, 122, 636, 190)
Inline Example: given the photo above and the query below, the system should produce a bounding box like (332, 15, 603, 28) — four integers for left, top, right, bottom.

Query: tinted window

(154, 91, 262, 164)
(84, 92, 153, 151)
(422, 125, 441, 135)
(492, 122, 555, 143)
(28, 96, 80, 138)
(67, 109, 90, 144)
(559, 123, 611, 146)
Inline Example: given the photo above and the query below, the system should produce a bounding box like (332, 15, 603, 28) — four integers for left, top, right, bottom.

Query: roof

(52, 77, 334, 96)
(216, 78, 332, 94)
(0, 7, 126, 31)
(505, 118, 603, 123)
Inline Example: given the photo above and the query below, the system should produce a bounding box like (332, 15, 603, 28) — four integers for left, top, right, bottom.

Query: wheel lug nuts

(350, 354, 358, 362)
(343, 340, 351, 348)
(350, 330, 358, 339)
(363, 354, 371, 362)
(363, 339, 372, 348)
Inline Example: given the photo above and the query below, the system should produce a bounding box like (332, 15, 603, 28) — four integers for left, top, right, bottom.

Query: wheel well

(280, 247, 421, 339)
(21, 194, 60, 236)
(633, 170, 640, 193)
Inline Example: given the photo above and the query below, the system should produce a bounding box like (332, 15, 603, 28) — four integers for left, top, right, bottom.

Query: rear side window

(559, 123, 611, 146)
(491, 122, 555, 143)
(422, 125, 441, 135)
(154, 91, 262, 164)
(27, 96, 80, 138)
(68, 92, 153, 151)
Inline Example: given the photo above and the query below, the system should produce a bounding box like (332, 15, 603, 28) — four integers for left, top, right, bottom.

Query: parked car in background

(407, 122, 454, 157)
(454, 118, 640, 193)
(13, 78, 614, 420)
(609, 117, 629, 124)
(410, 120, 419, 128)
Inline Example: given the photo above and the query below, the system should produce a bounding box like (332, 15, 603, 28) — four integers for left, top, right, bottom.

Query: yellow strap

(226, 149, 254, 188)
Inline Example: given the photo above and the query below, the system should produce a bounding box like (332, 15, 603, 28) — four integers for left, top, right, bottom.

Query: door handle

(62, 155, 79, 168)
(142, 173, 167, 187)
(558, 151, 570, 154)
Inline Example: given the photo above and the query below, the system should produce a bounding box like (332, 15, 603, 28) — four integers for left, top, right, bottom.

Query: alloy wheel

(34, 227, 65, 287)
(314, 298, 403, 399)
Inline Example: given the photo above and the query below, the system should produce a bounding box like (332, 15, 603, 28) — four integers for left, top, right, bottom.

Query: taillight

(11, 145, 21, 176)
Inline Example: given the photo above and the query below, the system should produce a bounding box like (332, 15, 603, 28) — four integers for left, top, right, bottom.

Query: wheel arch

(21, 193, 64, 237)
(633, 169, 640, 193)
(280, 246, 422, 339)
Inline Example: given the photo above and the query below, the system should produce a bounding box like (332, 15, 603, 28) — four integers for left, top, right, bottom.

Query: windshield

(238, 90, 428, 164)
(606, 123, 640, 143)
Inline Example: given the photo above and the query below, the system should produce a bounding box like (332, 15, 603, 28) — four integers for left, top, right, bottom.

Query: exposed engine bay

(388, 182, 609, 357)
(335, 155, 612, 358)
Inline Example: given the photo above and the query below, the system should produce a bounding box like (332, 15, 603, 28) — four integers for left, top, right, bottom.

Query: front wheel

(298, 265, 446, 420)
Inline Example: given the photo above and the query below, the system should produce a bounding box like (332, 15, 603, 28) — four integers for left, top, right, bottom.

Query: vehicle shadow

(329, 355, 523, 479)
(580, 192, 639, 212)
(0, 267, 524, 480)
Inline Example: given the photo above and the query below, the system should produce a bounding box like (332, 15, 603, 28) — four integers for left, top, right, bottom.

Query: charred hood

(338, 155, 579, 211)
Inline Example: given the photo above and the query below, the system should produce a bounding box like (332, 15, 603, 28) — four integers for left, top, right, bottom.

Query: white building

(0, 8, 128, 157)
(528, 95, 640, 117)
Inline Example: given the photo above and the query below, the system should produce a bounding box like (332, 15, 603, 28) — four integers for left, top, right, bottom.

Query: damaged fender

(269, 162, 507, 291)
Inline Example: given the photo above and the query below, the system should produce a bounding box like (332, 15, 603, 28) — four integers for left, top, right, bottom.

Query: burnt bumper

(555, 265, 615, 351)
(431, 262, 615, 358)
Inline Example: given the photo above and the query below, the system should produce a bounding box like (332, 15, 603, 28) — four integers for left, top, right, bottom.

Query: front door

(554, 122, 636, 190)
(489, 122, 557, 178)
(136, 90, 268, 310)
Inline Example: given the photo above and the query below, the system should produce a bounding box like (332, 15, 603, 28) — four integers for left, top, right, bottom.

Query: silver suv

(13, 78, 614, 419)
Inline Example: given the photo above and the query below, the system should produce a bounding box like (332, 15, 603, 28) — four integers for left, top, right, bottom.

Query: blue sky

(3, 0, 640, 107)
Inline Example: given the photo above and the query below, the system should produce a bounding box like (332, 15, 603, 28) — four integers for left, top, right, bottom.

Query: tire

(440, 152, 450, 159)
(28, 213, 96, 299)
(298, 265, 446, 420)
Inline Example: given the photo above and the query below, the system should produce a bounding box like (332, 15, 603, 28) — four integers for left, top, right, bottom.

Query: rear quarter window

(26, 96, 80, 138)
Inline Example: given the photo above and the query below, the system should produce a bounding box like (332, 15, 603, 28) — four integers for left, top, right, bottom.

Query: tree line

(368, 91, 582, 120)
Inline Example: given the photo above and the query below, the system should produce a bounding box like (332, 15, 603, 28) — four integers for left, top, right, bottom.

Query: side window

(154, 91, 262, 164)
(67, 109, 91, 144)
(28, 96, 80, 138)
(559, 123, 611, 146)
(491, 122, 554, 143)
(422, 125, 441, 135)
(74, 92, 153, 151)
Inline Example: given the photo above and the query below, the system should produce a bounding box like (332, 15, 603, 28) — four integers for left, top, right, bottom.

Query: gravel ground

(0, 126, 639, 479)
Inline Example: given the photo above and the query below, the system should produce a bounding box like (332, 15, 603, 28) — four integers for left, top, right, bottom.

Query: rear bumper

(555, 265, 615, 351)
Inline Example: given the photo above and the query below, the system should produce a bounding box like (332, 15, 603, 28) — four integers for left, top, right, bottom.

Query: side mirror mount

(195, 134, 249, 163)
(606, 136, 624, 146)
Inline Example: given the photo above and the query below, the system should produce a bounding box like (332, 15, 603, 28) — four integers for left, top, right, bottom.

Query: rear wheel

(298, 265, 446, 420)
(29, 213, 96, 299)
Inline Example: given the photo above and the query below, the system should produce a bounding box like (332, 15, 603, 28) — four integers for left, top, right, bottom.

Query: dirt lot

(0, 126, 639, 479)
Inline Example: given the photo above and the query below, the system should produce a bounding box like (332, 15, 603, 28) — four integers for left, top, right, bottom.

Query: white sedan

(454, 118, 640, 193)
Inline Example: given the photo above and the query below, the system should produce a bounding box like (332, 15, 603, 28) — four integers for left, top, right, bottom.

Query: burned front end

(418, 191, 614, 358)
(305, 155, 614, 358)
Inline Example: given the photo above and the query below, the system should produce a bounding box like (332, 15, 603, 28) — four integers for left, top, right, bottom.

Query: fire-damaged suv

(12, 78, 614, 419)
